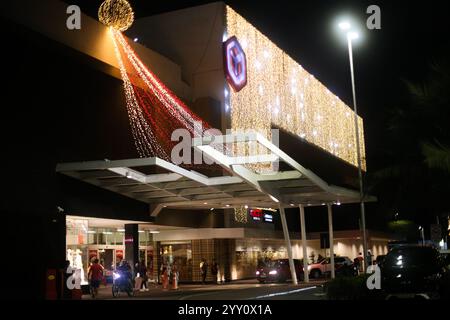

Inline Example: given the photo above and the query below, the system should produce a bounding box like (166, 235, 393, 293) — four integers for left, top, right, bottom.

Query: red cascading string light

(111, 28, 213, 162)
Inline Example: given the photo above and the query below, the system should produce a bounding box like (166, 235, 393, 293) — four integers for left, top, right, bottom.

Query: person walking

(200, 258, 208, 284)
(355, 252, 364, 274)
(367, 250, 373, 267)
(211, 259, 219, 284)
(88, 258, 104, 298)
(138, 260, 148, 291)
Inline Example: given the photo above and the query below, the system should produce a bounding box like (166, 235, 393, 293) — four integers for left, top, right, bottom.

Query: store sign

(223, 36, 247, 92)
(250, 209, 263, 221)
(263, 213, 273, 223)
(125, 236, 134, 244)
(249, 209, 274, 223)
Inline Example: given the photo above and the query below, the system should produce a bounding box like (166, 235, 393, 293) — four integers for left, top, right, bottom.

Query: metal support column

(279, 205, 298, 285)
(125, 224, 139, 277)
(327, 204, 335, 279)
(347, 34, 369, 273)
(299, 205, 309, 283)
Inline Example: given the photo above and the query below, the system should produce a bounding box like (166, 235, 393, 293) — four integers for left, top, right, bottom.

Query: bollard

(172, 272, 178, 290)
(162, 270, 169, 290)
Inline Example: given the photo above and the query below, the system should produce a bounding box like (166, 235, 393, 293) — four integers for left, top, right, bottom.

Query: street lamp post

(419, 226, 425, 246)
(338, 21, 369, 272)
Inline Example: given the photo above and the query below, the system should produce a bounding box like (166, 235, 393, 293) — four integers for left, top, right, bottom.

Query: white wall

(236, 238, 390, 262)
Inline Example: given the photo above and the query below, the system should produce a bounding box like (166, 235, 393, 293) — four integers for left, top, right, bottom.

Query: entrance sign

(223, 36, 247, 92)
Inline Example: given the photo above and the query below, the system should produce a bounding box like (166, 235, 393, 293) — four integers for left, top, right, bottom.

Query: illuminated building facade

(2, 0, 381, 297)
(131, 3, 366, 170)
(226, 7, 366, 169)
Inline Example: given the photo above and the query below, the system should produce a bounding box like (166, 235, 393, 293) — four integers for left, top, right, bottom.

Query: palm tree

(369, 59, 450, 226)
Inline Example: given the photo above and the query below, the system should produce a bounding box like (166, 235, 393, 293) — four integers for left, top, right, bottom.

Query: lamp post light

(419, 226, 425, 246)
(337, 20, 369, 272)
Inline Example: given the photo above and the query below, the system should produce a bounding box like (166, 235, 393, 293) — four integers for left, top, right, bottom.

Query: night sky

(64, 0, 450, 230)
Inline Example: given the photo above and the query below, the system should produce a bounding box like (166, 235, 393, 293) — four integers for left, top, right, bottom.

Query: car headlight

(256, 271, 260, 275)
(269, 270, 278, 275)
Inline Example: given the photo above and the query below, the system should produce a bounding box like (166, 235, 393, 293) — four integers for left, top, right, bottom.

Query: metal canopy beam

(299, 204, 309, 283)
(327, 204, 336, 279)
(279, 204, 298, 286)
(193, 133, 375, 205)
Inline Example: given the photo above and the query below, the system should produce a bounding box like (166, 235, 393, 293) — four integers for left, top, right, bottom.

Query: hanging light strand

(110, 28, 216, 160)
(226, 6, 366, 170)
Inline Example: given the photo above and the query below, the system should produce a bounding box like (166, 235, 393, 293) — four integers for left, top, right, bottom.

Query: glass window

(114, 231, 124, 245)
(160, 242, 192, 281)
(88, 231, 97, 245)
(139, 230, 148, 246)
(66, 218, 88, 246)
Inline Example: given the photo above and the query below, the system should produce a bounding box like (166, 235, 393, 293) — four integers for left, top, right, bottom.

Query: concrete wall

(291, 239, 389, 261)
(130, 2, 226, 103)
(130, 2, 226, 132)
(234, 237, 390, 279)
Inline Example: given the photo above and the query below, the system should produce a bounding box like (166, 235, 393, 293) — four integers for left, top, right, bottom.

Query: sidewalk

(83, 279, 326, 300)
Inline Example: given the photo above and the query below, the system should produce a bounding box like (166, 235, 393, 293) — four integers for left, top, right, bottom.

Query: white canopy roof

(56, 133, 374, 216)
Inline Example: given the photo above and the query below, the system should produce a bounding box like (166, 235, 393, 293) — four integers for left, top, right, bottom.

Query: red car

(256, 259, 304, 283)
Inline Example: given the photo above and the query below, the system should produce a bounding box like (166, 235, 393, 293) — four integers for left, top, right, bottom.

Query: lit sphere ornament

(98, 0, 134, 31)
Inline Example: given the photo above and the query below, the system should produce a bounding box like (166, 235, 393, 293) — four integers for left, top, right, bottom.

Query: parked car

(256, 259, 304, 283)
(308, 256, 354, 278)
(380, 246, 449, 299)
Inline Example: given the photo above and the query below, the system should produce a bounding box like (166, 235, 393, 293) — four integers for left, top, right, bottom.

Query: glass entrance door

(100, 249, 114, 271)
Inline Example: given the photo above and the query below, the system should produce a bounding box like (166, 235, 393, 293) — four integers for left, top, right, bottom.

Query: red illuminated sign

(223, 36, 247, 92)
(125, 236, 134, 244)
(250, 209, 263, 221)
(249, 208, 274, 223)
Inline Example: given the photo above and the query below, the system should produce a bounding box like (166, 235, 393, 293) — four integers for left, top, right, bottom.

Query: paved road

(84, 280, 326, 300)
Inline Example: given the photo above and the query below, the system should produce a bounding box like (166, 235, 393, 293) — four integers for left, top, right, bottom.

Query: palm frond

(421, 142, 450, 173)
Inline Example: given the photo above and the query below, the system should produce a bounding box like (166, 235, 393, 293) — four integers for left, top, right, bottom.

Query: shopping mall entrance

(65, 216, 182, 284)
